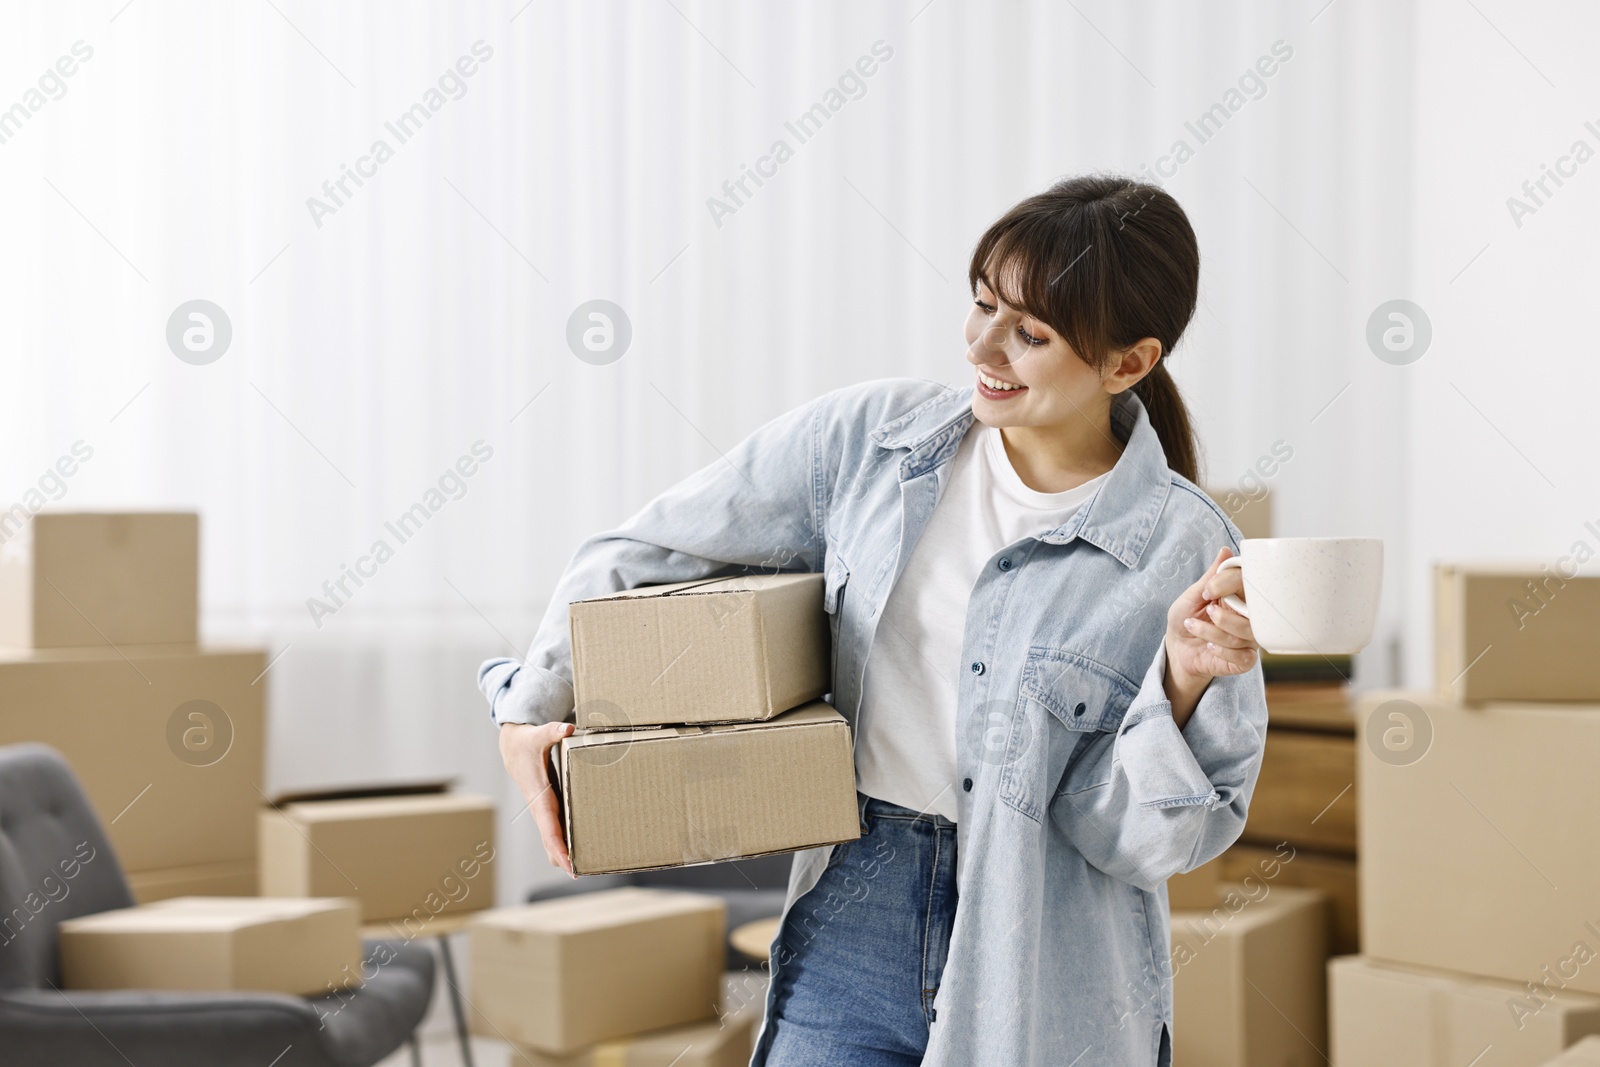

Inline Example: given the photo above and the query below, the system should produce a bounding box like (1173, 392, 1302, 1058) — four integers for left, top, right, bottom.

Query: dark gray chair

(0, 743, 436, 1067)
(526, 853, 792, 970)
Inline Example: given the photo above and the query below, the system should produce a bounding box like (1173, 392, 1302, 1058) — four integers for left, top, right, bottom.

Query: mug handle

(1214, 556, 1250, 618)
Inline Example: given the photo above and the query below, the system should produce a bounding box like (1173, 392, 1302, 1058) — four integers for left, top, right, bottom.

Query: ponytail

(1130, 361, 1198, 483)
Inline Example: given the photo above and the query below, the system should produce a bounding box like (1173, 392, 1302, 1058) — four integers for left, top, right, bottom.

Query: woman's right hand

(498, 719, 576, 876)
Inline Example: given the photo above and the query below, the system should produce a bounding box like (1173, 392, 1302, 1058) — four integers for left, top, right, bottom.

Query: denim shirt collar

(867, 382, 1173, 568)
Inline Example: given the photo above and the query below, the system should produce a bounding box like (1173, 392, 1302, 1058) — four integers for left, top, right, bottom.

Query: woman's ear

(1103, 337, 1164, 395)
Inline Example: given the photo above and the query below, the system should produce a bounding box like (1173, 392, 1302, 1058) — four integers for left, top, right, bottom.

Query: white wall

(8, 0, 1566, 901)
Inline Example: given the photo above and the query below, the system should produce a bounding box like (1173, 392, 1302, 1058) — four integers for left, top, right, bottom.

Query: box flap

(563, 700, 841, 752)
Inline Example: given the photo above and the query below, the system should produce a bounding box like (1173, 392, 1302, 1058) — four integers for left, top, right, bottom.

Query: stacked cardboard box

(258, 782, 497, 925)
(1544, 1037, 1600, 1065)
(0, 513, 267, 900)
(558, 573, 859, 875)
(1332, 563, 1600, 1064)
(1169, 882, 1329, 1066)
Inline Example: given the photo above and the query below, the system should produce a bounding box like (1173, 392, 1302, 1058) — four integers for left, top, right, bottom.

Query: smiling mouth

(977, 369, 1026, 393)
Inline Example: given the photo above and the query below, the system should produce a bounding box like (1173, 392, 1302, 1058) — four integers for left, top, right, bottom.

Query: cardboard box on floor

(1166, 854, 1223, 910)
(1329, 955, 1600, 1067)
(469, 887, 726, 1054)
(513, 970, 768, 1067)
(1435, 561, 1600, 702)
(1170, 883, 1328, 1067)
(569, 573, 828, 730)
(259, 783, 496, 924)
(0, 645, 265, 877)
(1358, 691, 1600, 994)
(59, 896, 361, 997)
(0, 512, 198, 647)
(558, 700, 859, 876)
(1544, 1036, 1600, 1065)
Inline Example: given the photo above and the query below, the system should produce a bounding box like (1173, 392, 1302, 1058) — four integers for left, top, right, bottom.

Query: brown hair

(967, 174, 1202, 482)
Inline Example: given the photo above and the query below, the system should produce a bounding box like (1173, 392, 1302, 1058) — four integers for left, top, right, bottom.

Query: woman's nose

(976, 324, 1012, 363)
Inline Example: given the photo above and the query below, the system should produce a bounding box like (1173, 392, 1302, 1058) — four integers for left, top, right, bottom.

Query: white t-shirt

(853, 421, 1108, 821)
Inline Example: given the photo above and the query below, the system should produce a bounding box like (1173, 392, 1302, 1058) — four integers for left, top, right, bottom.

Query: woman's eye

(974, 299, 996, 315)
(1018, 324, 1047, 346)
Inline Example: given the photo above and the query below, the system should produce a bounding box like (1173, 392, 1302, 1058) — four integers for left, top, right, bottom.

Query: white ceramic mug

(1214, 537, 1383, 655)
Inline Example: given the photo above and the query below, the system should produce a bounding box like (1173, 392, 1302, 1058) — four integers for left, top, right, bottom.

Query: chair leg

(437, 935, 476, 1067)
(408, 1033, 423, 1067)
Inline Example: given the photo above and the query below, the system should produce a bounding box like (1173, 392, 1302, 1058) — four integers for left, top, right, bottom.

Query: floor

(373, 934, 769, 1067)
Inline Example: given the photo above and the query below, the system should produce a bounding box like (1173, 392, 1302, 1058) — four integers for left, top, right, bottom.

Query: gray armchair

(0, 743, 436, 1067)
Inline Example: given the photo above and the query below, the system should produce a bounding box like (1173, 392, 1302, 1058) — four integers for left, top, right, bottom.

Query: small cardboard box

(469, 887, 726, 1054)
(0, 512, 198, 647)
(1329, 955, 1600, 1067)
(1170, 883, 1328, 1067)
(513, 971, 765, 1067)
(1358, 691, 1600, 994)
(1435, 561, 1600, 702)
(1544, 1036, 1600, 1065)
(259, 783, 496, 924)
(0, 644, 265, 875)
(569, 572, 828, 730)
(58, 896, 362, 997)
(557, 700, 859, 876)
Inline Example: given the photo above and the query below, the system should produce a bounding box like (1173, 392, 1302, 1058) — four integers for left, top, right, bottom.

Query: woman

(483, 174, 1269, 1067)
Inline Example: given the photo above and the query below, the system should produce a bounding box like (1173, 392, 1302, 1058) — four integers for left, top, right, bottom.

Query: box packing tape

(679, 729, 743, 864)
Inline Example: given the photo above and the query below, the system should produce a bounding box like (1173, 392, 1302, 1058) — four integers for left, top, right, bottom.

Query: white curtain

(10, 0, 1573, 902)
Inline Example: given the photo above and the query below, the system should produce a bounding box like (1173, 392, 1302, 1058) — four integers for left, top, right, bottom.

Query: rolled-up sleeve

(478, 393, 831, 726)
(1051, 640, 1268, 892)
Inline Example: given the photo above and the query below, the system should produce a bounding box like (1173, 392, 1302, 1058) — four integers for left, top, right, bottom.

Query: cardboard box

(1358, 691, 1600, 993)
(1265, 682, 1355, 734)
(259, 784, 496, 923)
(59, 896, 362, 996)
(558, 700, 859, 875)
(1170, 884, 1328, 1067)
(0, 512, 198, 647)
(127, 859, 257, 904)
(1435, 562, 1600, 702)
(1329, 955, 1600, 1067)
(1544, 1036, 1600, 1065)
(469, 887, 726, 1054)
(1221, 844, 1360, 955)
(569, 573, 827, 730)
(1238, 729, 1356, 855)
(0, 645, 265, 875)
(513, 971, 766, 1067)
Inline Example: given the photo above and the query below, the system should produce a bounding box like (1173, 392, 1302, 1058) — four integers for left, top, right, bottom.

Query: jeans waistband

(857, 792, 957, 830)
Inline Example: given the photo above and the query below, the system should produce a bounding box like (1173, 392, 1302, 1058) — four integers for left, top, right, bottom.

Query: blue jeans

(762, 795, 959, 1067)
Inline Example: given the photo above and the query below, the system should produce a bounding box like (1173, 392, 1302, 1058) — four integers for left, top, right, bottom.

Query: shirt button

(997, 557, 1012, 571)
(962, 778, 973, 792)
(1074, 702, 1087, 717)
(969, 661, 984, 675)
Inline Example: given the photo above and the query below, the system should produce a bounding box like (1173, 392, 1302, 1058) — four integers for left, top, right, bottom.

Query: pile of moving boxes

(1183, 488, 1600, 1066)
(466, 572, 860, 1062)
(1, 511, 497, 1001)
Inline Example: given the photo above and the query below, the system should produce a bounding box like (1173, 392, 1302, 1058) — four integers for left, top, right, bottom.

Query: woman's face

(962, 275, 1109, 429)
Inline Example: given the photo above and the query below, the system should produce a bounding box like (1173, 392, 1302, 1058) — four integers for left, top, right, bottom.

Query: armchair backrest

(0, 744, 134, 990)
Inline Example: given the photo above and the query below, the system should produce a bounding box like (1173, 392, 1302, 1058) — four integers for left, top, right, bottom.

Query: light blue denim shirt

(479, 377, 1268, 1067)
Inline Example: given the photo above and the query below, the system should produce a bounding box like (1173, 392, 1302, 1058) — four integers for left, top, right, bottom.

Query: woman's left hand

(1163, 547, 1260, 719)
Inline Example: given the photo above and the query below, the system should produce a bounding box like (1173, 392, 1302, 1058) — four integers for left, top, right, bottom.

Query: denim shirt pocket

(997, 647, 1141, 824)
